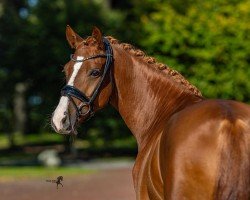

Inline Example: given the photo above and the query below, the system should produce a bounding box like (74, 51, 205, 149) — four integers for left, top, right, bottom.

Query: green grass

(0, 166, 94, 182)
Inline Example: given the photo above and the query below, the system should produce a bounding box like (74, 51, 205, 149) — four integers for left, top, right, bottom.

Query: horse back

(160, 99, 250, 200)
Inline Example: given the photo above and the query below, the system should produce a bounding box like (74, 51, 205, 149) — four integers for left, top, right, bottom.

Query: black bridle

(61, 38, 113, 121)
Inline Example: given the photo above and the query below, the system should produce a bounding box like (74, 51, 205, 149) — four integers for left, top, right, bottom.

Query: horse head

(51, 26, 113, 135)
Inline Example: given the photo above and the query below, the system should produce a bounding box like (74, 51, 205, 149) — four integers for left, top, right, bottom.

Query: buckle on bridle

(78, 103, 92, 117)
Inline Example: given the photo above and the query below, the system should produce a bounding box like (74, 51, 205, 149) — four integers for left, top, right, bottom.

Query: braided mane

(106, 36, 202, 97)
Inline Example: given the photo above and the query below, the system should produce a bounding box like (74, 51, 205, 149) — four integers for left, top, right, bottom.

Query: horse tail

(214, 119, 250, 200)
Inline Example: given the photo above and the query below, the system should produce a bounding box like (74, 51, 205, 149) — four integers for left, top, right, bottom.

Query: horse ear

(66, 25, 83, 49)
(92, 26, 104, 49)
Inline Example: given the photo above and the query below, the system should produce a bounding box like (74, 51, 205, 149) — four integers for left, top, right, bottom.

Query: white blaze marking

(67, 56, 84, 86)
(52, 56, 84, 130)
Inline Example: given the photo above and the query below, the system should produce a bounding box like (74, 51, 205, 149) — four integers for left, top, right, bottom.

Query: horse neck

(110, 45, 203, 150)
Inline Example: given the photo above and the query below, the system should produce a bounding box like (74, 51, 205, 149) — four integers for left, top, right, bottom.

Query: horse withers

(51, 26, 250, 200)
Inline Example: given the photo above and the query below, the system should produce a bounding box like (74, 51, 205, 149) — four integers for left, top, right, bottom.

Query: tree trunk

(13, 82, 28, 135)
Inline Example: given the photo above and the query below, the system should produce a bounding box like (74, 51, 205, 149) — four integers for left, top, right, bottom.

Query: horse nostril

(61, 111, 69, 124)
(66, 126, 71, 131)
(61, 115, 67, 124)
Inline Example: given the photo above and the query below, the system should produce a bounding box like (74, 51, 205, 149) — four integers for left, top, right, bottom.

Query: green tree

(140, 0, 250, 101)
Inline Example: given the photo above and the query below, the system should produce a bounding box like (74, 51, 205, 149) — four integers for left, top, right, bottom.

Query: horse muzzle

(51, 111, 77, 135)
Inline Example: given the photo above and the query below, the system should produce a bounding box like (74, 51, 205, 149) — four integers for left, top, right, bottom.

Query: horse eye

(89, 69, 101, 77)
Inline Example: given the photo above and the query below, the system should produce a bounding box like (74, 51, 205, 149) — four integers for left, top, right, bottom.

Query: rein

(61, 38, 113, 121)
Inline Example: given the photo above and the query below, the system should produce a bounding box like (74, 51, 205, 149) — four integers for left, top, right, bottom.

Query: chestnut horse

(51, 26, 250, 200)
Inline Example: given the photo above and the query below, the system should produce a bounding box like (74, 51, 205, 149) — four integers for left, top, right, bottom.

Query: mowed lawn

(0, 166, 94, 182)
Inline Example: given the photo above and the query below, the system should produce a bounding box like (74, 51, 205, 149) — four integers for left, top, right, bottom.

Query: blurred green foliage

(140, 0, 250, 100)
(0, 0, 249, 149)
(0, 133, 63, 150)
